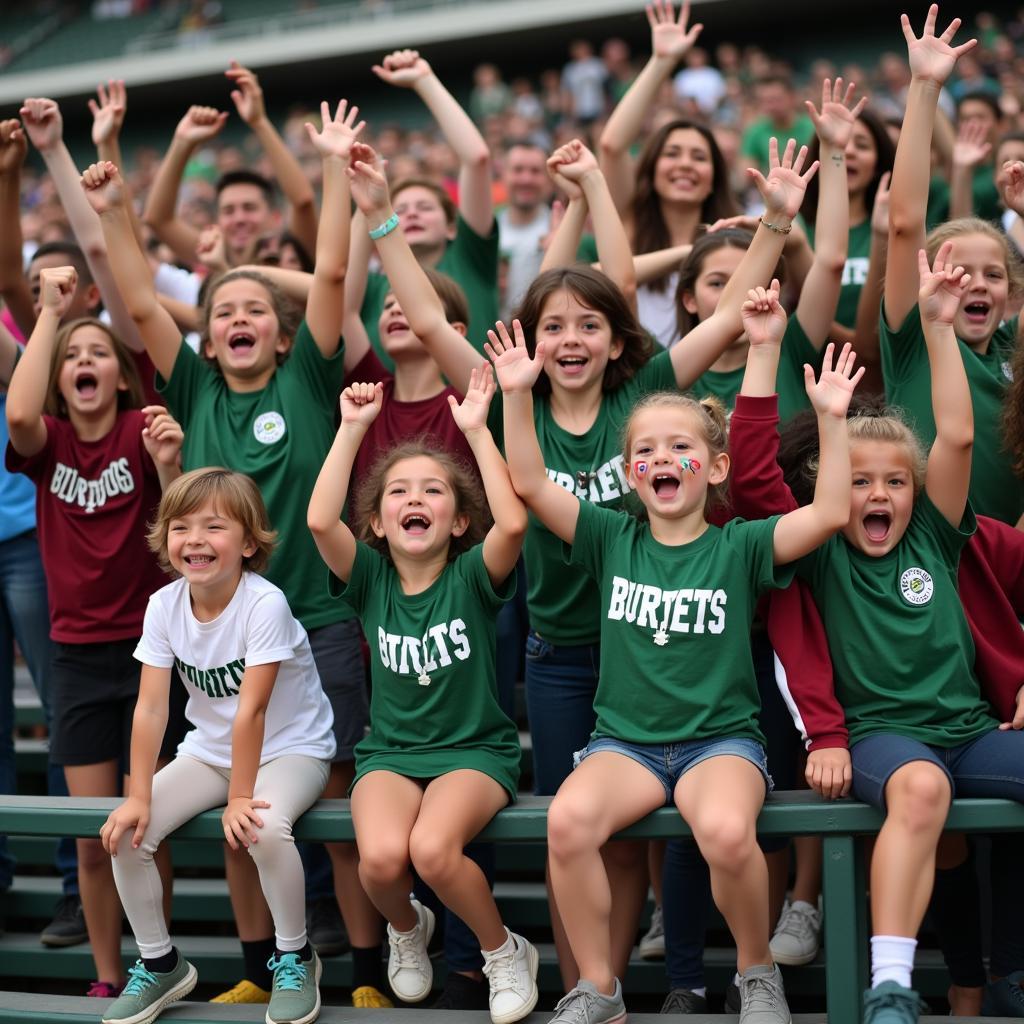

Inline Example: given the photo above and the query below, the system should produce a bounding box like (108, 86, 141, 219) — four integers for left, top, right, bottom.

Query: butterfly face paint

(680, 457, 701, 475)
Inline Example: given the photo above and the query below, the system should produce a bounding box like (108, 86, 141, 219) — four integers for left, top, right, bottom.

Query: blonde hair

(925, 218, 1024, 297)
(622, 391, 730, 512)
(148, 467, 277, 575)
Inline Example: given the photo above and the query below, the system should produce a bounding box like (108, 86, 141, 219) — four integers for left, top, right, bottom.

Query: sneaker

(432, 972, 490, 1010)
(88, 982, 125, 999)
(640, 905, 666, 960)
(770, 900, 821, 966)
(549, 979, 627, 1024)
(210, 979, 271, 1003)
(661, 988, 708, 1013)
(41, 894, 88, 947)
(306, 896, 350, 958)
(266, 950, 321, 1024)
(982, 972, 1024, 1017)
(862, 982, 927, 1024)
(353, 985, 394, 1009)
(724, 981, 741, 1013)
(101, 957, 197, 1024)
(738, 964, 790, 1024)
(483, 930, 539, 1024)
(387, 899, 435, 1003)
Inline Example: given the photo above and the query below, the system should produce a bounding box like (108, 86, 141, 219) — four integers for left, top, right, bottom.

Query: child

(4, 266, 183, 997)
(307, 369, 538, 1023)
(99, 468, 335, 1024)
(491, 314, 858, 1024)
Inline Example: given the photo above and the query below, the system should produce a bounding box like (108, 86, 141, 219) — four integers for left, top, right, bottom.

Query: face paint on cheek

(680, 457, 700, 475)
(633, 461, 648, 476)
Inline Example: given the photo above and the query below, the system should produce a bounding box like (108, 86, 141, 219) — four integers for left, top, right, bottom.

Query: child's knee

(246, 814, 294, 866)
(693, 812, 757, 868)
(547, 793, 605, 861)
(78, 836, 112, 872)
(357, 837, 410, 888)
(408, 827, 461, 888)
(887, 764, 951, 832)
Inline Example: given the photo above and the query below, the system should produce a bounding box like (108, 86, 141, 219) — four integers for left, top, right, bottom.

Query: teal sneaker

(266, 950, 322, 1024)
(862, 982, 927, 1024)
(101, 956, 197, 1024)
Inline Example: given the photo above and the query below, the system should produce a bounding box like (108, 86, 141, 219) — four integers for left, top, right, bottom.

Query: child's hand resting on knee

(100, 796, 152, 855)
(805, 747, 852, 800)
(222, 796, 272, 851)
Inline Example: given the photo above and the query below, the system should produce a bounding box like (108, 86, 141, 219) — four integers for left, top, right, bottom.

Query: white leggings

(112, 753, 330, 958)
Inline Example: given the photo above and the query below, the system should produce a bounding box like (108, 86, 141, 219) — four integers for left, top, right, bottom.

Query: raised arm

(598, 0, 703, 212)
(738, 281, 786, 398)
(0, 120, 34, 337)
(539, 195, 587, 274)
(373, 50, 493, 236)
(5, 266, 76, 457)
(142, 105, 228, 264)
(486, 319, 581, 544)
(852, 171, 890, 370)
(0, 319, 18, 387)
(918, 243, 973, 524)
(227, 61, 318, 256)
(885, 5, 976, 328)
(448, 363, 527, 584)
(307, 382, 382, 583)
(84, 161, 183, 381)
(140, 405, 184, 492)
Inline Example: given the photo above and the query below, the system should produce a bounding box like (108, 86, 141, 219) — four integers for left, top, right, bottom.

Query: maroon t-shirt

(5, 411, 167, 643)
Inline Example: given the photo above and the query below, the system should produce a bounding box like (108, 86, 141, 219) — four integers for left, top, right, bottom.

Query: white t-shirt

(637, 274, 682, 349)
(135, 572, 336, 767)
(497, 206, 551, 319)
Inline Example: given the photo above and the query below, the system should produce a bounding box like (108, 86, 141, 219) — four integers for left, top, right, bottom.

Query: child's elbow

(306, 508, 332, 538)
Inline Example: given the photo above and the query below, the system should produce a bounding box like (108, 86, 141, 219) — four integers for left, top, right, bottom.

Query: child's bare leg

(791, 837, 822, 905)
(675, 756, 770, 971)
(409, 770, 510, 951)
(605, 840, 649, 976)
(351, 771, 424, 931)
(224, 844, 274, 939)
(547, 753, 665, 994)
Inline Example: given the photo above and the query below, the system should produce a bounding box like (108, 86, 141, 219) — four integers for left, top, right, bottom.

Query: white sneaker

(387, 899, 435, 1003)
(769, 899, 821, 965)
(482, 929, 539, 1024)
(639, 905, 665, 960)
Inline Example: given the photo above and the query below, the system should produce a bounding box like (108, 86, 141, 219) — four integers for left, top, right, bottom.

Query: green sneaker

(266, 950, 322, 1024)
(862, 982, 927, 1024)
(101, 957, 197, 1024)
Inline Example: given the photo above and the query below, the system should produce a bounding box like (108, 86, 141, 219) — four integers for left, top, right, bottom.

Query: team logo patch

(253, 411, 286, 445)
(1002, 360, 1014, 382)
(899, 566, 933, 606)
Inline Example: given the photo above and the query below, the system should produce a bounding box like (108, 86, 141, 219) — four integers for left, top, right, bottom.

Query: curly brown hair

(1002, 328, 1024, 478)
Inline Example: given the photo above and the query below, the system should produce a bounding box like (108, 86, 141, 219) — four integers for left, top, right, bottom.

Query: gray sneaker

(266, 950, 321, 1024)
(101, 956, 197, 1024)
(769, 900, 821, 966)
(639, 905, 666, 960)
(549, 980, 626, 1024)
(661, 988, 708, 1013)
(738, 965, 790, 1024)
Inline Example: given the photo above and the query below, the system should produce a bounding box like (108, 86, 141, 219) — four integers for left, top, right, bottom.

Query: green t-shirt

(740, 115, 815, 174)
(689, 316, 818, 421)
(332, 542, 520, 799)
(524, 350, 677, 645)
(807, 219, 872, 329)
(361, 212, 500, 367)
(880, 302, 1024, 525)
(926, 166, 1003, 230)
(797, 494, 997, 747)
(568, 501, 793, 745)
(158, 323, 351, 631)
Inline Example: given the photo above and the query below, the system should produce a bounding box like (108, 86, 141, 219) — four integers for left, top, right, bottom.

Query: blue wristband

(368, 213, 400, 240)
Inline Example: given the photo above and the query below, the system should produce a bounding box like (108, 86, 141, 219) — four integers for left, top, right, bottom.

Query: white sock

(691, 987, 707, 998)
(871, 935, 917, 989)
(733, 972, 741, 986)
(482, 928, 514, 958)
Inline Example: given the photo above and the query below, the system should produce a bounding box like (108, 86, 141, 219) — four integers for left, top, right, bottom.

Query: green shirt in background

(740, 114, 815, 174)
(807, 219, 872, 329)
(797, 494, 997, 747)
(568, 501, 793, 746)
(158, 323, 352, 631)
(926, 166, 1003, 230)
(332, 543, 520, 800)
(880, 302, 1023, 525)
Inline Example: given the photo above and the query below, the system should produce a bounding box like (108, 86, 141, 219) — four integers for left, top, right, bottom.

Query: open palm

(902, 4, 976, 85)
(485, 320, 546, 394)
(805, 342, 864, 418)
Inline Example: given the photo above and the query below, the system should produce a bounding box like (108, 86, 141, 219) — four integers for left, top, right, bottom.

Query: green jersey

(927, 166, 1003, 230)
(880, 302, 1024, 525)
(158, 324, 351, 631)
(332, 543, 520, 799)
(807, 219, 872, 329)
(568, 501, 794, 745)
(741, 115, 815, 174)
(797, 494, 997, 747)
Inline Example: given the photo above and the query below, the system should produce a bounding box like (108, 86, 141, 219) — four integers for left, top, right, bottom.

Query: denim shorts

(573, 734, 773, 804)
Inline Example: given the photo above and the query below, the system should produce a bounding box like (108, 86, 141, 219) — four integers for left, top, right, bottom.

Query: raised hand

(347, 142, 390, 216)
(448, 363, 496, 434)
(547, 139, 599, 200)
(305, 99, 365, 162)
(174, 105, 228, 145)
(998, 160, 1024, 218)
(484, 319, 546, 394)
(19, 97, 63, 153)
(141, 406, 184, 468)
(38, 266, 77, 318)
(196, 225, 228, 273)
(871, 171, 891, 235)
(901, 4, 977, 85)
(805, 77, 867, 151)
(88, 80, 126, 147)
(741, 279, 787, 348)
(340, 381, 384, 427)
(372, 49, 433, 88)
(80, 160, 127, 214)
(0, 119, 27, 174)
(225, 60, 266, 126)
(952, 118, 992, 169)
(748, 137, 819, 221)
(804, 342, 865, 418)
(646, 0, 703, 62)
(918, 242, 970, 325)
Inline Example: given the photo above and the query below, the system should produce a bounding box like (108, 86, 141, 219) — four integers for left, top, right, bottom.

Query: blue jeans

(0, 530, 76, 894)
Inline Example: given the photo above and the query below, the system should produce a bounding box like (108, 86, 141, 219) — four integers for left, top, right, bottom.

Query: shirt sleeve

(327, 540, 384, 614)
(456, 544, 515, 611)
(914, 490, 977, 567)
(156, 339, 212, 426)
(284, 320, 346, 412)
(728, 394, 798, 518)
(729, 515, 796, 595)
(243, 587, 303, 667)
(565, 499, 621, 582)
(879, 301, 927, 389)
(134, 591, 176, 668)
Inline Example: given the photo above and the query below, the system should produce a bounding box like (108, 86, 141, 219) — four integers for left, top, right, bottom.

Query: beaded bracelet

(760, 217, 792, 235)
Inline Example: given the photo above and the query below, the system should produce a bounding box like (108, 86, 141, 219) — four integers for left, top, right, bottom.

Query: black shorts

(308, 618, 369, 763)
(49, 638, 190, 767)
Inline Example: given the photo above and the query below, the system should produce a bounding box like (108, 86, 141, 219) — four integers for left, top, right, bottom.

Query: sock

(871, 935, 917, 989)
(733, 972, 741, 986)
(482, 929, 513, 958)
(692, 987, 707, 998)
(275, 941, 313, 963)
(351, 944, 384, 990)
(242, 936, 275, 991)
(142, 948, 179, 975)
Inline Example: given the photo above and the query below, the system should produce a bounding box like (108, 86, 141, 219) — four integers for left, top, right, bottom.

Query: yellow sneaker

(210, 979, 271, 1004)
(352, 985, 394, 1008)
